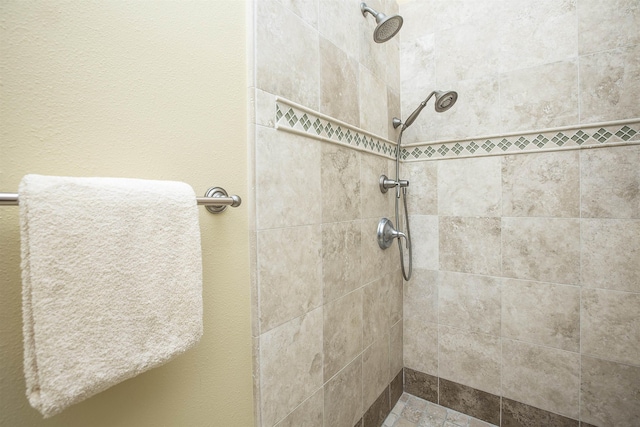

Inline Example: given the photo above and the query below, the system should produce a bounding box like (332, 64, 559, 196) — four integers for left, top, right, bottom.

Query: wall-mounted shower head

(393, 90, 459, 130)
(360, 2, 403, 43)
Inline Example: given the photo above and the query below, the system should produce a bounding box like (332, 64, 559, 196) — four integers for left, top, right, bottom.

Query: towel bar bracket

(202, 187, 241, 214)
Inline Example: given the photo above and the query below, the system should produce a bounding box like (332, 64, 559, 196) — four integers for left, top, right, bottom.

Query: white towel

(19, 174, 203, 418)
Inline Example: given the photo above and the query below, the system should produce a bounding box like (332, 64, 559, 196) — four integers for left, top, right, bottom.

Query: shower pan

(378, 90, 458, 280)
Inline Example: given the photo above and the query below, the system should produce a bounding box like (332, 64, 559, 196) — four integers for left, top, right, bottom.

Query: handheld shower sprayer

(393, 90, 458, 130)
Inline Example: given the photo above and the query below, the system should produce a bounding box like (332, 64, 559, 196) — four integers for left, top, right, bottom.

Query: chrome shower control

(377, 218, 406, 249)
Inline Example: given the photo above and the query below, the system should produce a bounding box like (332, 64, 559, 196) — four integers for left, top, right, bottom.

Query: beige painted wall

(0, 1, 253, 426)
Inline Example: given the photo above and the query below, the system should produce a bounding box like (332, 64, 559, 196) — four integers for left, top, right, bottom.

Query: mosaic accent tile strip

(275, 100, 398, 159)
(402, 121, 640, 161)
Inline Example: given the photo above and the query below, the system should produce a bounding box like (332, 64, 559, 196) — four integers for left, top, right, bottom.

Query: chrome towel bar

(0, 186, 241, 214)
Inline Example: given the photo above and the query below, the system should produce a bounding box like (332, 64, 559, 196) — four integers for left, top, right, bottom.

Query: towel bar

(0, 186, 241, 214)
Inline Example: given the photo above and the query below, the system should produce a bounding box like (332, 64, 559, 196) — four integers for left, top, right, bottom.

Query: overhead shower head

(392, 90, 459, 130)
(360, 2, 403, 43)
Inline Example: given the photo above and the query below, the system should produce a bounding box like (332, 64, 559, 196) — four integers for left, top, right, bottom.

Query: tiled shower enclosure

(248, 1, 640, 426)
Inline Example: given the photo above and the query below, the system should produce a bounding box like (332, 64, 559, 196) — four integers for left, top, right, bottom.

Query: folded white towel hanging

(19, 174, 203, 418)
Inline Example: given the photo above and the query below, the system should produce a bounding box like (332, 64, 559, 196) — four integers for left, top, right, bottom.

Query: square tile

(324, 357, 363, 427)
(502, 339, 580, 419)
(502, 217, 580, 285)
(502, 151, 580, 217)
(440, 217, 501, 276)
(501, 278, 580, 352)
(580, 145, 640, 218)
(581, 288, 640, 366)
(581, 219, 640, 292)
(322, 144, 361, 222)
(323, 220, 362, 303)
(439, 378, 500, 426)
(324, 290, 363, 382)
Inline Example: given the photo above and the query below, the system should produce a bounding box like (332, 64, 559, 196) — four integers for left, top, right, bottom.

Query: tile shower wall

(249, 1, 403, 426)
(399, 1, 640, 426)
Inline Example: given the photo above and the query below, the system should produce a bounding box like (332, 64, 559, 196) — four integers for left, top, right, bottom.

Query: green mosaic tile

(425, 146, 436, 157)
(616, 125, 637, 141)
(498, 138, 512, 151)
(452, 143, 463, 155)
(467, 142, 479, 153)
(325, 123, 334, 138)
(411, 148, 423, 158)
(551, 133, 568, 146)
(437, 145, 450, 156)
(481, 140, 495, 152)
(593, 128, 613, 143)
(571, 130, 589, 145)
(355, 134, 362, 146)
(276, 105, 283, 122)
(515, 137, 530, 149)
(346, 130, 353, 144)
(376, 141, 381, 152)
(532, 134, 549, 147)
(285, 108, 298, 127)
(401, 149, 410, 160)
(336, 126, 344, 141)
(300, 114, 311, 131)
(313, 118, 323, 135)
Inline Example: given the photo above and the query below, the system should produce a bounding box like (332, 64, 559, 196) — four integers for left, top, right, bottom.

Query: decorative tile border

(274, 97, 639, 162)
(402, 120, 640, 162)
(275, 97, 397, 159)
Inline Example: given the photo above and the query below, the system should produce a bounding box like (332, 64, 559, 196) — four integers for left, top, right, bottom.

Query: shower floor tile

(383, 393, 498, 427)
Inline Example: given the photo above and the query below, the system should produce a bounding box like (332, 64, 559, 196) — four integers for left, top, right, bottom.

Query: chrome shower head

(361, 2, 403, 43)
(434, 90, 458, 112)
(393, 90, 459, 130)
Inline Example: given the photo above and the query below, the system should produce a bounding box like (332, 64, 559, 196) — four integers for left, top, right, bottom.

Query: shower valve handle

(379, 175, 409, 193)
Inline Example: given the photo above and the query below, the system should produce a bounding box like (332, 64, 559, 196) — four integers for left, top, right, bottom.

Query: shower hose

(395, 131, 412, 281)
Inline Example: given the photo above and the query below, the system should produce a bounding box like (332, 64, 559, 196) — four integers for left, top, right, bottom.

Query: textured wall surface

(399, 1, 640, 426)
(249, 1, 404, 426)
(0, 1, 253, 426)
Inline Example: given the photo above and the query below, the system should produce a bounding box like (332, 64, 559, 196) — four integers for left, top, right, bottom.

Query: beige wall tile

(361, 152, 391, 220)
(581, 356, 640, 427)
(438, 325, 501, 395)
(255, 127, 322, 229)
(253, 88, 276, 128)
(582, 219, 640, 292)
(387, 88, 402, 142)
(433, 76, 501, 141)
(361, 218, 392, 286)
(500, 60, 579, 132)
(257, 225, 323, 333)
(255, 0, 319, 109)
(390, 320, 403, 378)
(260, 309, 323, 427)
(359, 66, 389, 138)
(399, 34, 436, 144)
(502, 217, 580, 285)
(324, 290, 363, 382)
(499, 0, 577, 73)
(438, 157, 501, 217)
(438, 272, 501, 336)
(274, 389, 323, 427)
(404, 161, 437, 216)
(434, 19, 500, 85)
(363, 335, 390, 410)
(321, 144, 361, 223)
(318, 0, 360, 62)
(320, 37, 360, 127)
(581, 288, 640, 366)
(578, 0, 640, 54)
(404, 269, 438, 325)
(440, 217, 501, 276)
(410, 215, 439, 270)
(580, 145, 640, 219)
(502, 339, 580, 420)
(502, 278, 580, 352)
(363, 277, 390, 347)
(580, 45, 640, 123)
(324, 357, 363, 427)
(502, 151, 580, 217)
(322, 220, 362, 303)
(388, 271, 403, 325)
(403, 319, 438, 376)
